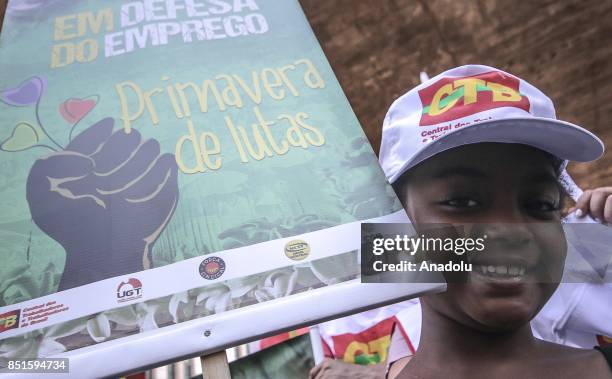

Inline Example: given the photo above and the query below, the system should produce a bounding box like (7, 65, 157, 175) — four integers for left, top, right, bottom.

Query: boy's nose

(480, 223, 533, 249)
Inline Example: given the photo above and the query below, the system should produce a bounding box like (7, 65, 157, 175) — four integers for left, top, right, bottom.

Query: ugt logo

(418, 71, 530, 126)
(0, 309, 20, 333)
(116, 278, 143, 303)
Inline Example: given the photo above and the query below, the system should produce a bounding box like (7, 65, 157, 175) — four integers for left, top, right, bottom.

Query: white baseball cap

(379, 65, 604, 183)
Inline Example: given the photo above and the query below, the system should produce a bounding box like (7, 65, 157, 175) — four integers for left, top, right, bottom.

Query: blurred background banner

(228, 334, 314, 379)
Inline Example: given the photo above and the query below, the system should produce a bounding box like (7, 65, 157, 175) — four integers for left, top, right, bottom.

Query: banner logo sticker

(284, 239, 310, 261)
(0, 309, 21, 333)
(199, 256, 226, 280)
(116, 278, 143, 303)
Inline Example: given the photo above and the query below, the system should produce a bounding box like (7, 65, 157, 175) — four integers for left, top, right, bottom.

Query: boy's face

(397, 142, 566, 332)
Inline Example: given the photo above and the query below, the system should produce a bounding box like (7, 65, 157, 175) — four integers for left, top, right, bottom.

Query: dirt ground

(1, 0, 610, 188)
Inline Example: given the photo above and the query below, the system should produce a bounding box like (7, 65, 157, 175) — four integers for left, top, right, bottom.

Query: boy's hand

(570, 187, 612, 224)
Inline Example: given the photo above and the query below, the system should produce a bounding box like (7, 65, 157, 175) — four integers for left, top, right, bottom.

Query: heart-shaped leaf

(59, 96, 97, 124)
(1, 122, 39, 152)
(2, 76, 46, 106)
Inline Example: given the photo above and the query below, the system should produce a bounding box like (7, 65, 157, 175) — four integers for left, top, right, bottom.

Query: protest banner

(0, 1, 441, 377)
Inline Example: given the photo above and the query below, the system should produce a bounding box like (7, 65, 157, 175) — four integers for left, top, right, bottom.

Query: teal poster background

(0, 0, 401, 361)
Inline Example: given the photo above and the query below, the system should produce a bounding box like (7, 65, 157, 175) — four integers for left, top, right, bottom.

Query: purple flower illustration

(1, 77, 46, 107)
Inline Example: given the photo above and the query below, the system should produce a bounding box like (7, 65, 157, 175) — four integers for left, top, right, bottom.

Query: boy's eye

(525, 200, 560, 213)
(439, 198, 480, 208)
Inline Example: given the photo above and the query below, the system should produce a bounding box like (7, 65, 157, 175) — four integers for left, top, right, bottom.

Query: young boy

(377, 65, 611, 378)
(310, 65, 612, 379)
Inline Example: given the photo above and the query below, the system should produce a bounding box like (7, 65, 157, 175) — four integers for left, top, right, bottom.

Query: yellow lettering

(175, 80, 226, 116)
(296, 58, 326, 89)
(162, 76, 184, 118)
(199, 131, 222, 170)
(225, 116, 249, 162)
(54, 15, 78, 41)
(278, 64, 300, 96)
(233, 71, 263, 104)
(279, 114, 307, 148)
(343, 341, 370, 363)
(367, 335, 391, 363)
(1, 315, 17, 328)
(238, 123, 274, 161)
(216, 74, 243, 108)
(77, 9, 114, 36)
(297, 112, 325, 146)
(254, 106, 289, 154)
(261, 68, 286, 100)
(115, 81, 145, 133)
(175, 120, 205, 174)
(454, 78, 486, 105)
(143, 88, 163, 126)
(487, 82, 521, 102)
(75, 39, 98, 63)
(429, 83, 457, 116)
(50, 43, 75, 68)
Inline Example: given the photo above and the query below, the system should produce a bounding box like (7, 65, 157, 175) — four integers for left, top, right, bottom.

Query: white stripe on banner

(0, 210, 409, 339)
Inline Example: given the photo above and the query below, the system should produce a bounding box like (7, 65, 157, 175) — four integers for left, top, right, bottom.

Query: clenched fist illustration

(27, 118, 179, 291)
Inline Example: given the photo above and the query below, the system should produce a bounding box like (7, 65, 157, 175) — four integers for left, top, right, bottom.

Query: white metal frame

(2, 280, 443, 378)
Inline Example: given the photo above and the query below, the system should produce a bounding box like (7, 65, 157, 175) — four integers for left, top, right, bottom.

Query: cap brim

(393, 117, 605, 182)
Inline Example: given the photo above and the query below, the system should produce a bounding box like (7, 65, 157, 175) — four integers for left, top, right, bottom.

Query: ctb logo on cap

(418, 71, 530, 126)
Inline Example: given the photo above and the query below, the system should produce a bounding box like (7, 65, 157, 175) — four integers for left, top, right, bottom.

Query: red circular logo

(199, 257, 225, 280)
